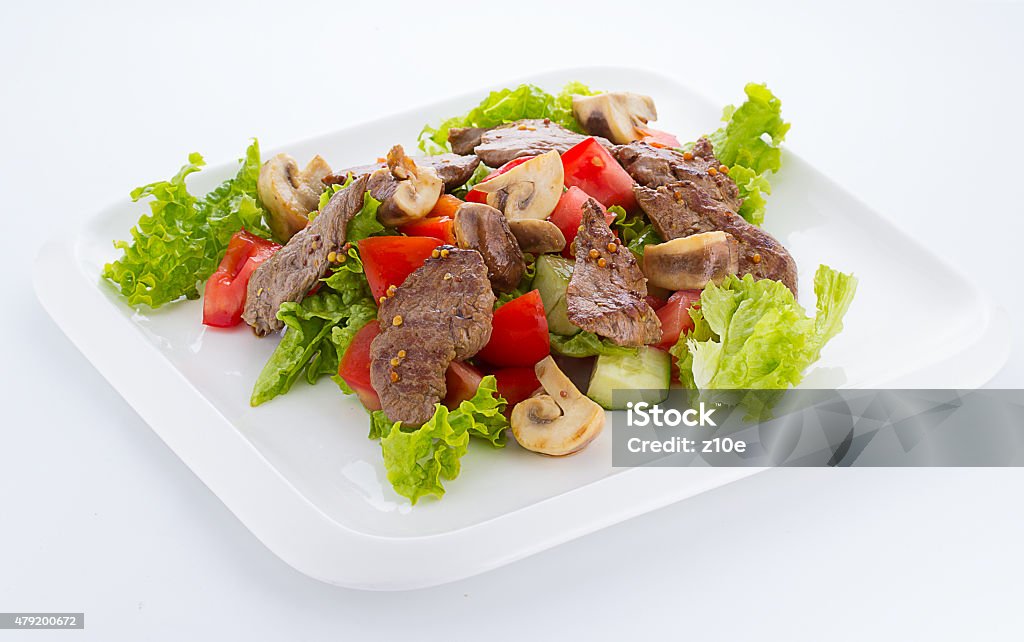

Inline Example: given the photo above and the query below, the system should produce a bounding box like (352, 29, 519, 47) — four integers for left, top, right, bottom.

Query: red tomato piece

(548, 186, 614, 258)
(338, 321, 383, 411)
(476, 290, 550, 367)
(637, 126, 682, 148)
(491, 366, 542, 409)
(560, 137, 637, 211)
(464, 156, 535, 203)
(443, 361, 485, 410)
(653, 290, 703, 351)
(358, 236, 443, 301)
(644, 294, 668, 311)
(397, 216, 455, 244)
(428, 194, 463, 218)
(202, 230, 281, 328)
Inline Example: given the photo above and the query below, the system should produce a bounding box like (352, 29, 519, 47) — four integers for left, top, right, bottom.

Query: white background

(3, 1, 1023, 640)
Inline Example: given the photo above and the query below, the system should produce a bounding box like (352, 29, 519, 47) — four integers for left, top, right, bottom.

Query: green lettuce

(550, 331, 637, 358)
(670, 265, 856, 390)
(609, 205, 660, 258)
(418, 82, 599, 154)
(312, 179, 387, 242)
(705, 83, 790, 225)
(102, 140, 271, 308)
(250, 245, 377, 405)
(372, 376, 509, 503)
(249, 289, 375, 406)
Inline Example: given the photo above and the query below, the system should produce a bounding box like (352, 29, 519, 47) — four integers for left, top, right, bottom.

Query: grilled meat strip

(634, 183, 798, 294)
(463, 119, 613, 168)
(566, 199, 661, 346)
(618, 137, 798, 294)
(613, 137, 741, 209)
(242, 174, 369, 336)
(448, 127, 487, 156)
(370, 247, 495, 425)
(323, 153, 480, 192)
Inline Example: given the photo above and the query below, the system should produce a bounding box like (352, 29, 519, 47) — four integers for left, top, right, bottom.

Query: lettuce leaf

(418, 82, 599, 154)
(609, 205, 660, 258)
(250, 246, 376, 405)
(704, 83, 790, 225)
(372, 376, 509, 503)
(102, 140, 271, 308)
(249, 290, 375, 406)
(670, 265, 856, 390)
(550, 331, 638, 358)
(312, 178, 387, 242)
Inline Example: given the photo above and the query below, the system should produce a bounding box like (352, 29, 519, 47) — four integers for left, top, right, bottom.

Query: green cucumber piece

(533, 254, 579, 336)
(587, 347, 671, 410)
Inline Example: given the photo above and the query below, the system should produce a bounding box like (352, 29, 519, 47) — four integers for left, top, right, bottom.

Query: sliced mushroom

(257, 153, 332, 242)
(507, 219, 566, 254)
(373, 145, 443, 227)
(471, 150, 563, 220)
(642, 231, 740, 290)
(511, 356, 605, 456)
(571, 92, 658, 144)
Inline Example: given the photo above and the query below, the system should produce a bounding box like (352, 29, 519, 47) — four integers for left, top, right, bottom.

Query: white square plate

(34, 67, 1009, 590)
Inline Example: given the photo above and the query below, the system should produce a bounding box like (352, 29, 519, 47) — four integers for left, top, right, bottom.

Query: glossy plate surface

(34, 67, 1009, 589)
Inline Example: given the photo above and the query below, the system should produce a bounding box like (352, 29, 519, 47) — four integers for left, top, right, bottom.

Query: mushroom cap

(375, 145, 443, 227)
(257, 153, 332, 242)
(572, 92, 658, 145)
(507, 219, 566, 254)
(472, 151, 564, 221)
(642, 231, 740, 290)
(511, 356, 605, 456)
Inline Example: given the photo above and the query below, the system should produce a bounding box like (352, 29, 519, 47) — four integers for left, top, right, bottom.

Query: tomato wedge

(202, 230, 281, 328)
(358, 236, 443, 301)
(428, 194, 464, 218)
(465, 156, 535, 203)
(637, 126, 682, 148)
(476, 290, 550, 367)
(443, 361, 485, 409)
(561, 137, 637, 211)
(548, 186, 615, 258)
(397, 216, 455, 244)
(490, 366, 542, 409)
(653, 290, 702, 350)
(337, 320, 383, 411)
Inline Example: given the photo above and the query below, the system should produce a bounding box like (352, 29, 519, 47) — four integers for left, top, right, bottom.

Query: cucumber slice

(587, 347, 671, 410)
(533, 254, 580, 336)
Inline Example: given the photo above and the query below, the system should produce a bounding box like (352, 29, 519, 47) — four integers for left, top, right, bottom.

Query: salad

(103, 81, 856, 503)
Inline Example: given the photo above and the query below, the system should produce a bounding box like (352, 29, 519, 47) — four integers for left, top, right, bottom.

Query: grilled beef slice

(242, 174, 369, 336)
(566, 199, 661, 346)
(452, 203, 526, 293)
(634, 182, 798, 294)
(323, 153, 480, 192)
(469, 119, 614, 167)
(448, 127, 487, 155)
(370, 247, 495, 425)
(613, 137, 741, 209)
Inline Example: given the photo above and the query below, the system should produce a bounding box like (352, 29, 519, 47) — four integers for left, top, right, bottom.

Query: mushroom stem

(507, 219, 566, 254)
(641, 231, 740, 290)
